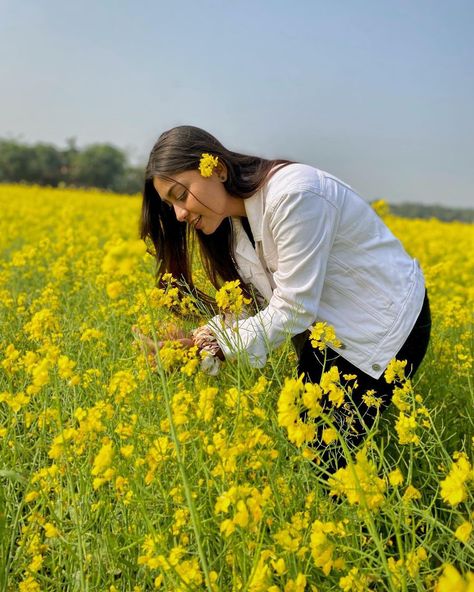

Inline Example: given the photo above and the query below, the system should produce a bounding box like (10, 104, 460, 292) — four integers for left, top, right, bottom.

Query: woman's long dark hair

(140, 125, 292, 305)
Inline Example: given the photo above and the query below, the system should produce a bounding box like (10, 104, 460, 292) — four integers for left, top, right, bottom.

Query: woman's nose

(174, 204, 188, 222)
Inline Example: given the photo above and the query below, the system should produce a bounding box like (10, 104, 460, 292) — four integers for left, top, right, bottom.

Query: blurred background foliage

(0, 138, 144, 195)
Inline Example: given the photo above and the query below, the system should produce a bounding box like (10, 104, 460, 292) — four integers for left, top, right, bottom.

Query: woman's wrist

(191, 325, 224, 360)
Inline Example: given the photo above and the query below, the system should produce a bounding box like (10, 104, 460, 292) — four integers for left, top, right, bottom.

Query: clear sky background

(1, 0, 473, 207)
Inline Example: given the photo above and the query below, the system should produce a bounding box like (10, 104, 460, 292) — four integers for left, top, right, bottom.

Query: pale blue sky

(1, 0, 473, 206)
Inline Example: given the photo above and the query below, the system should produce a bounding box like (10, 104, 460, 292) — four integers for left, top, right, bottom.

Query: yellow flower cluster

(144, 436, 174, 484)
(310, 519, 347, 575)
(434, 564, 474, 592)
(277, 376, 319, 447)
(91, 439, 115, 490)
(309, 321, 342, 350)
(385, 359, 431, 446)
(198, 152, 219, 177)
(440, 452, 474, 506)
(272, 510, 311, 555)
(215, 279, 251, 315)
(339, 567, 373, 592)
(137, 539, 206, 589)
(328, 448, 386, 511)
(387, 547, 428, 588)
(454, 521, 472, 543)
(243, 549, 306, 591)
(277, 367, 348, 451)
(102, 239, 146, 277)
(215, 484, 272, 537)
(207, 423, 278, 476)
(196, 386, 218, 422)
(158, 341, 201, 376)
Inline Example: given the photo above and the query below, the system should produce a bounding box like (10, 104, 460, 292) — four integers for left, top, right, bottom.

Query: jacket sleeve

(207, 189, 340, 367)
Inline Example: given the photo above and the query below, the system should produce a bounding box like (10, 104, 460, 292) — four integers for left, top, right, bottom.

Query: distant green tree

(118, 165, 145, 194)
(69, 144, 127, 191)
(0, 140, 33, 182)
(388, 202, 474, 224)
(0, 138, 147, 193)
(29, 143, 64, 186)
(60, 137, 79, 182)
(0, 140, 63, 185)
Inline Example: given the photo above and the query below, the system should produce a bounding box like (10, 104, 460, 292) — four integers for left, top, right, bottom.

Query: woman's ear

(216, 162, 227, 182)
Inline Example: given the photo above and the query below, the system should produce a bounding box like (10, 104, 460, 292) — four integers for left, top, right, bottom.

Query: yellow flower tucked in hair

(199, 153, 219, 177)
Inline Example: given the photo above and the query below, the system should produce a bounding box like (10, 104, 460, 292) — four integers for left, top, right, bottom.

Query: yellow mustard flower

(284, 573, 307, 592)
(403, 485, 422, 503)
(19, 577, 41, 592)
(310, 519, 346, 575)
(395, 412, 420, 445)
(199, 153, 219, 177)
(328, 449, 386, 511)
(43, 523, 59, 538)
(215, 279, 251, 315)
(454, 521, 472, 543)
(339, 567, 373, 592)
(310, 321, 342, 350)
(384, 359, 408, 384)
(388, 468, 404, 487)
(440, 452, 473, 507)
(434, 564, 474, 592)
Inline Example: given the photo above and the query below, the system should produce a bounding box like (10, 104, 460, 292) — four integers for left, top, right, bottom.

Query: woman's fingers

(131, 327, 193, 354)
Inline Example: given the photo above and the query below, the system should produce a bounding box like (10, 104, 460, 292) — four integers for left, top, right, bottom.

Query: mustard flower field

(0, 185, 473, 592)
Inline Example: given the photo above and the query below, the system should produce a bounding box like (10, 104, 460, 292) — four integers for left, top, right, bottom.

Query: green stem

(153, 352, 213, 591)
(323, 412, 400, 592)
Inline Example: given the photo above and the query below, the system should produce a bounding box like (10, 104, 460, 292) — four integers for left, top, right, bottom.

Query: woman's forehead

(152, 176, 174, 195)
(153, 174, 183, 196)
(153, 170, 197, 196)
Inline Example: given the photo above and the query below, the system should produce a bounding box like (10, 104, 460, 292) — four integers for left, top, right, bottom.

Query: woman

(136, 125, 431, 469)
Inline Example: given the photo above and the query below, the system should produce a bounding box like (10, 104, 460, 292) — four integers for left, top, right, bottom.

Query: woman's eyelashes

(161, 189, 187, 209)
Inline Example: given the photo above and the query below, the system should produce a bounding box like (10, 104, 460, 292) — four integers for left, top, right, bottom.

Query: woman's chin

(200, 220, 220, 235)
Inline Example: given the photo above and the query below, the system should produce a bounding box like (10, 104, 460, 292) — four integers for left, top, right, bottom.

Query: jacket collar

(243, 189, 264, 241)
(231, 217, 261, 266)
(231, 215, 274, 302)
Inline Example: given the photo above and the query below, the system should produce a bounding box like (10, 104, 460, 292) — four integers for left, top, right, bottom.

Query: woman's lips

(192, 215, 202, 230)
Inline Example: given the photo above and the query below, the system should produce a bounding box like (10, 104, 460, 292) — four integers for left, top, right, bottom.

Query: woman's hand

(131, 326, 194, 356)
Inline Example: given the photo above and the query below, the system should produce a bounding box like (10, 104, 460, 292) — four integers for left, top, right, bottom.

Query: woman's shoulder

(264, 163, 356, 207)
(265, 163, 325, 197)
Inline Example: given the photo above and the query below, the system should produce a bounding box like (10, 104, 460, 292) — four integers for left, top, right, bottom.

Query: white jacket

(208, 163, 426, 379)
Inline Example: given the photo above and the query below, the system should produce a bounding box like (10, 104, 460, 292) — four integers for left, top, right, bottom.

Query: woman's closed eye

(175, 189, 188, 203)
(161, 189, 187, 209)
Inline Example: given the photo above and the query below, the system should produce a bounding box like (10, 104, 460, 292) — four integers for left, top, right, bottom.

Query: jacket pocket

(324, 271, 395, 327)
(329, 254, 395, 318)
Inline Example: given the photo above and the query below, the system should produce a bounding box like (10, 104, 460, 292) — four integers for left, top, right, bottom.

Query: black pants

(296, 291, 431, 471)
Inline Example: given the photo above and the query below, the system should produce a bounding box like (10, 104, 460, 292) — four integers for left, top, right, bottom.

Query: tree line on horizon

(0, 137, 472, 223)
(0, 137, 144, 194)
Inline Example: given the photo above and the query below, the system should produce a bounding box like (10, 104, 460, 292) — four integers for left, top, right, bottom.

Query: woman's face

(153, 169, 245, 235)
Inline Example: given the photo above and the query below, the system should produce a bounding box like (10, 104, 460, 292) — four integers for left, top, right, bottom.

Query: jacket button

(372, 364, 381, 371)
